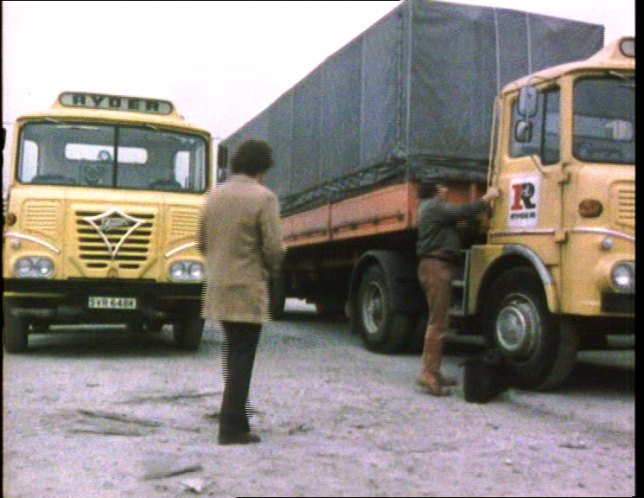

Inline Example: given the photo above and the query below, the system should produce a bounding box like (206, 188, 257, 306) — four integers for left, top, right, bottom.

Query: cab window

(510, 87, 561, 165)
(17, 122, 207, 192)
(573, 76, 635, 164)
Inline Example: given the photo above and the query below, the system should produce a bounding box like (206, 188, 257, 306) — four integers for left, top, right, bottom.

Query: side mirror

(216, 144, 229, 184)
(514, 120, 533, 143)
(518, 87, 538, 118)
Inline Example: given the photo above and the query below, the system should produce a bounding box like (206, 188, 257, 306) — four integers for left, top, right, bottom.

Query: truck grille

(169, 207, 199, 244)
(75, 210, 155, 270)
(613, 183, 635, 229)
(23, 199, 61, 239)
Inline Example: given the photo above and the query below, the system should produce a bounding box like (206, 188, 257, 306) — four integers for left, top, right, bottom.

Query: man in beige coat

(198, 139, 285, 445)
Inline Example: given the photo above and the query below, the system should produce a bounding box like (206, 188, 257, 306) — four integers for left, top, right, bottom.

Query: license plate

(88, 296, 137, 310)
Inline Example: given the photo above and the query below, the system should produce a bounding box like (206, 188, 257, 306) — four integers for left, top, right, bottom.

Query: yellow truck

(220, 1, 634, 389)
(471, 37, 635, 388)
(3, 92, 211, 352)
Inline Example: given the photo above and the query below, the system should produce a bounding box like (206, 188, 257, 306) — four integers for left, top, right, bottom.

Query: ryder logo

(508, 175, 540, 228)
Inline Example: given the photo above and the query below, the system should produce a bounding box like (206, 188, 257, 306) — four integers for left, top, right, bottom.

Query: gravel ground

(2, 300, 635, 497)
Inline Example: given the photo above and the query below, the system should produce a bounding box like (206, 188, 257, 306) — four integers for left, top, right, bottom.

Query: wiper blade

(609, 70, 635, 87)
(144, 123, 196, 144)
(42, 118, 102, 130)
(58, 124, 102, 130)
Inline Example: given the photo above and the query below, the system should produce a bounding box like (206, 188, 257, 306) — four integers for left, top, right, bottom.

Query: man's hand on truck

(481, 187, 500, 203)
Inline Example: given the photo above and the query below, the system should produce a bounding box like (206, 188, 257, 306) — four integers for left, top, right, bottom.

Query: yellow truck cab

(468, 37, 635, 388)
(3, 92, 211, 352)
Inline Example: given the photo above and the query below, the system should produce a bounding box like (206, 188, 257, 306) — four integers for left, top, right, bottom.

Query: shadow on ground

(17, 326, 216, 359)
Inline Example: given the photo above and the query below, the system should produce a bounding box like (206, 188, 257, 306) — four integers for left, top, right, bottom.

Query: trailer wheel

(3, 300, 29, 353)
(173, 315, 204, 351)
(356, 265, 411, 353)
(483, 267, 578, 390)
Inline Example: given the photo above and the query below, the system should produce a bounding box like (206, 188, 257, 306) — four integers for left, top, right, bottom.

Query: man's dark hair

(231, 139, 274, 176)
(418, 182, 440, 199)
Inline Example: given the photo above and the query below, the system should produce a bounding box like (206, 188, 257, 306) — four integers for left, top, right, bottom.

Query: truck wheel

(356, 265, 411, 353)
(483, 267, 579, 390)
(3, 300, 29, 353)
(269, 274, 287, 320)
(173, 315, 204, 351)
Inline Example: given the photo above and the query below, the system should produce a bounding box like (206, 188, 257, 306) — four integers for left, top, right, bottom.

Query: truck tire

(3, 300, 29, 353)
(269, 274, 287, 320)
(483, 267, 579, 390)
(173, 315, 204, 351)
(356, 265, 411, 353)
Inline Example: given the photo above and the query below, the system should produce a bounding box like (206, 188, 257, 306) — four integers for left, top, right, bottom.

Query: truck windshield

(573, 75, 635, 164)
(17, 122, 208, 193)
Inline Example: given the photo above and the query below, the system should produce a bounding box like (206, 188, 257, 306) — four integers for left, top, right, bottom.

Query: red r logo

(511, 182, 537, 210)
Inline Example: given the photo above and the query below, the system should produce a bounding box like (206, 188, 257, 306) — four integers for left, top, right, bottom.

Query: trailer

(219, 1, 634, 389)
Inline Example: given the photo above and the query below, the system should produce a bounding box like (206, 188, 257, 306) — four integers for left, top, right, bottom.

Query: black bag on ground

(463, 351, 510, 404)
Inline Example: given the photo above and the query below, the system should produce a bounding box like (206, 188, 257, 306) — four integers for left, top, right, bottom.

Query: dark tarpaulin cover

(220, 0, 604, 215)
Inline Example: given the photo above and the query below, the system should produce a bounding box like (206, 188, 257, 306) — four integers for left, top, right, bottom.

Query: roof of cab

(502, 37, 635, 95)
(16, 91, 211, 136)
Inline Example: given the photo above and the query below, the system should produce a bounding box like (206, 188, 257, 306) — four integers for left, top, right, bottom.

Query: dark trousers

(219, 321, 261, 436)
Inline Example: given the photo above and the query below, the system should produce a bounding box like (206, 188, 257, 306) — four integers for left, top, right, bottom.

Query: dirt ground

(2, 301, 635, 497)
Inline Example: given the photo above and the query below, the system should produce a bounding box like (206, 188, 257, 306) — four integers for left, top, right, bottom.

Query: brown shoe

(416, 375, 451, 397)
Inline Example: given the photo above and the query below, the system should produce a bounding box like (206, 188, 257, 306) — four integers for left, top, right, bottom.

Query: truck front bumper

(601, 292, 635, 314)
(3, 279, 203, 324)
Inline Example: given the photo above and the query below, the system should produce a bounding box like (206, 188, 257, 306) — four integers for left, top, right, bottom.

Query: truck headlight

(169, 261, 204, 282)
(611, 262, 635, 293)
(189, 262, 204, 280)
(14, 256, 55, 278)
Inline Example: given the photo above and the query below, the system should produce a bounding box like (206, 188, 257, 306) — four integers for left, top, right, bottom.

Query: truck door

(480, 85, 582, 389)
(496, 85, 565, 269)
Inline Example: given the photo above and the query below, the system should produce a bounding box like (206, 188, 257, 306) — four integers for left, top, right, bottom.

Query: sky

(1, 0, 635, 191)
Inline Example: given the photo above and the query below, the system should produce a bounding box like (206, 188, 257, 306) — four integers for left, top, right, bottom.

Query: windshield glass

(17, 122, 208, 192)
(573, 75, 635, 164)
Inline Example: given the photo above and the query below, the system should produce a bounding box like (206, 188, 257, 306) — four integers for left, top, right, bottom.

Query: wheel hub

(362, 281, 385, 335)
(496, 298, 540, 360)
